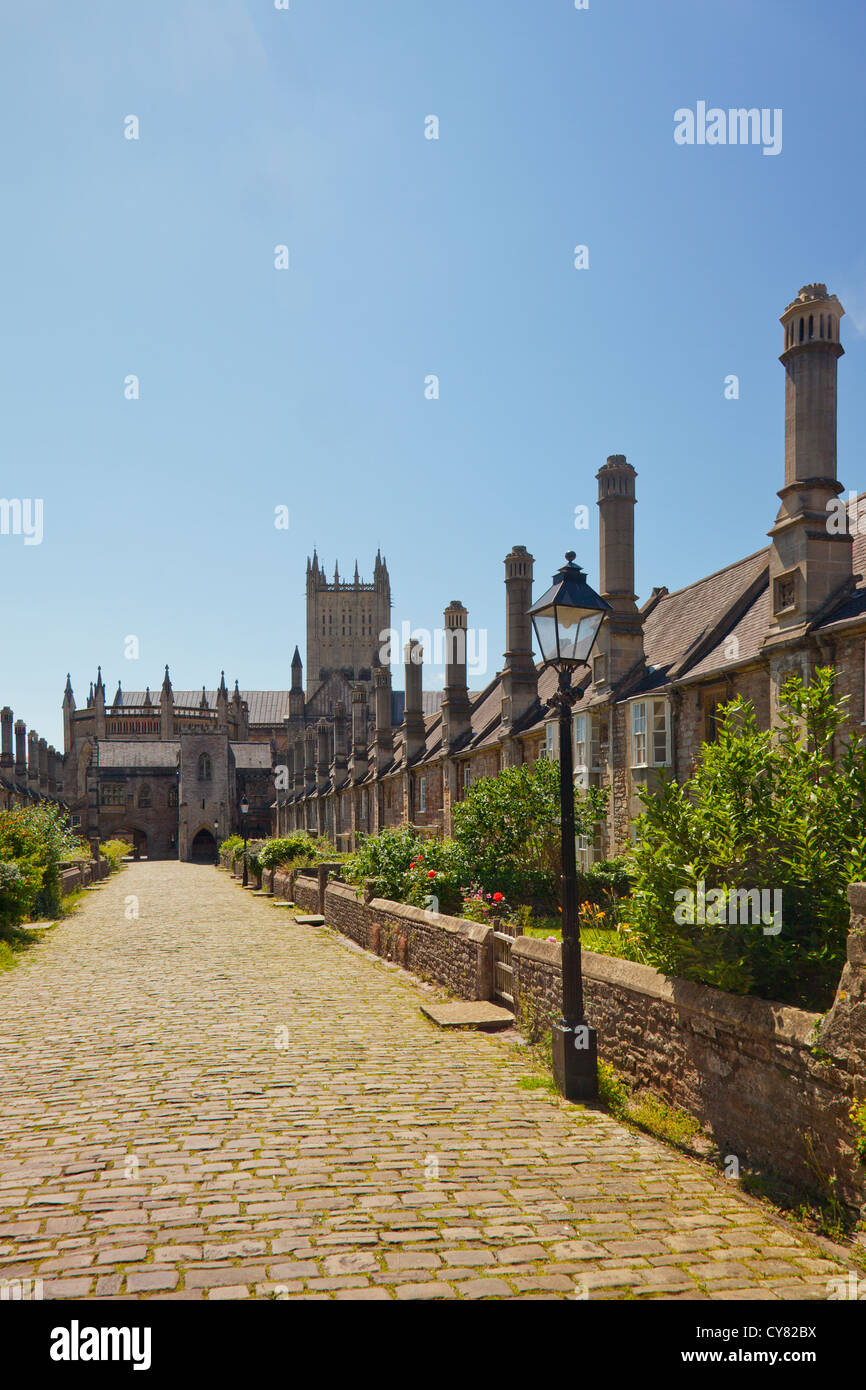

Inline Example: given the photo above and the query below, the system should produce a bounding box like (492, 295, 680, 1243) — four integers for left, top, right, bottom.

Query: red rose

(428, 870, 436, 879)
(493, 892, 503, 903)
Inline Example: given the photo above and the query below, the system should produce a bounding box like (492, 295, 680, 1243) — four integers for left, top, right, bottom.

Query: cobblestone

(0, 863, 855, 1300)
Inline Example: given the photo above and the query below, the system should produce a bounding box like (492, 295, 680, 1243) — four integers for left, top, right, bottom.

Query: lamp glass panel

(531, 613, 560, 663)
(556, 610, 604, 664)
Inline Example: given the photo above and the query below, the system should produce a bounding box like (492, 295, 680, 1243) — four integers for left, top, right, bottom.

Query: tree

(451, 756, 608, 902)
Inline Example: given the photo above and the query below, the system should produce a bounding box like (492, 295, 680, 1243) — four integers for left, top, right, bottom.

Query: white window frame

(630, 698, 670, 769)
(544, 722, 559, 759)
(462, 762, 471, 792)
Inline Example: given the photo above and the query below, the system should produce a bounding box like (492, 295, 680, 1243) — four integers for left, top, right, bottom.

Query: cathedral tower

(305, 550, 391, 696)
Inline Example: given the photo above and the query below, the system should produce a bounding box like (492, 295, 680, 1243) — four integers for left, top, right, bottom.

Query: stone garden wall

(511, 891, 866, 1209)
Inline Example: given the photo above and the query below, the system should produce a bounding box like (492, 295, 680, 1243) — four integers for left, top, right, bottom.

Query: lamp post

(239, 792, 249, 887)
(529, 550, 611, 1102)
(214, 819, 220, 869)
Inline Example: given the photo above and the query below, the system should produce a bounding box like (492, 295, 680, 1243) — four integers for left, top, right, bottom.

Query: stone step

(420, 1001, 515, 1031)
(293, 914, 326, 926)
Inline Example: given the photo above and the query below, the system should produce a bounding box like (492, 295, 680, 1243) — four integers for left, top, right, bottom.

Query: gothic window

(138, 784, 152, 809)
(198, 753, 212, 781)
(808, 314, 814, 339)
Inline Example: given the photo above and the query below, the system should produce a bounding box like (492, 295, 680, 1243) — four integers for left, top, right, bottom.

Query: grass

(0, 889, 86, 974)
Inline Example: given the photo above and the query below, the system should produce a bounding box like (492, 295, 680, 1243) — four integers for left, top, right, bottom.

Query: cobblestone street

(0, 863, 853, 1300)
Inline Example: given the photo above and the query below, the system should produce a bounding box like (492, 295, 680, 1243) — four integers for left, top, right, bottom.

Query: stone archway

(190, 828, 217, 863)
(114, 828, 147, 860)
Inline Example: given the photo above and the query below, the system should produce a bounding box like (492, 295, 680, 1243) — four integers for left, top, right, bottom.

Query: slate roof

(97, 742, 179, 769)
(230, 743, 274, 770)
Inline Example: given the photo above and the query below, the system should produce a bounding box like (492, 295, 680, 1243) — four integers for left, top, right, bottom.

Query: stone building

(279, 283, 866, 865)
(58, 555, 398, 861)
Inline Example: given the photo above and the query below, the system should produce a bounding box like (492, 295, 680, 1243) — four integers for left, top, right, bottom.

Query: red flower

(409, 861, 416, 867)
(492, 892, 503, 903)
(428, 870, 436, 879)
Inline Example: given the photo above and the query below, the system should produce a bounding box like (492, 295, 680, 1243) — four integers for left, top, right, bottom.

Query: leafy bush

(219, 835, 243, 859)
(344, 826, 425, 901)
(0, 805, 88, 925)
(578, 857, 634, 906)
(402, 839, 464, 916)
(626, 668, 865, 1006)
(451, 756, 608, 902)
(258, 834, 320, 871)
(98, 839, 130, 871)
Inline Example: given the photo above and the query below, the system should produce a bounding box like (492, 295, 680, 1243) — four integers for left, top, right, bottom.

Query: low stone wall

(59, 858, 110, 894)
(280, 873, 493, 1000)
(512, 903, 866, 1209)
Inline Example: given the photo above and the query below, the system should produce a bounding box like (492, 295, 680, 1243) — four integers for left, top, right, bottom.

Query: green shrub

(344, 827, 426, 902)
(626, 667, 865, 1006)
(451, 757, 608, 902)
(258, 834, 319, 871)
(98, 839, 130, 871)
(0, 805, 88, 925)
(219, 835, 243, 859)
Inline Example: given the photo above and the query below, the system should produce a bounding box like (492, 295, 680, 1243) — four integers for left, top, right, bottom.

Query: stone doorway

(190, 828, 217, 863)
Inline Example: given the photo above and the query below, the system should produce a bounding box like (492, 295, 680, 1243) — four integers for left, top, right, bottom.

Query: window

(544, 723, 558, 759)
(168, 787, 178, 808)
(631, 699, 670, 768)
(463, 763, 471, 793)
(419, 776, 427, 813)
(138, 784, 152, 809)
(71, 814, 82, 829)
(631, 702, 647, 767)
(573, 713, 587, 770)
(198, 753, 212, 781)
(100, 784, 125, 806)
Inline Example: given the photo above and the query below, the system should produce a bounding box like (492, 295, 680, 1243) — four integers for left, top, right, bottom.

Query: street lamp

(213, 819, 220, 869)
(239, 792, 249, 887)
(529, 550, 611, 1101)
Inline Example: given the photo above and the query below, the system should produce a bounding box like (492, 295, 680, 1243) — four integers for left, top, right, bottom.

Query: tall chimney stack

(500, 546, 537, 739)
(766, 283, 852, 638)
(441, 601, 472, 752)
(402, 639, 426, 764)
(0, 707, 13, 772)
(595, 455, 645, 688)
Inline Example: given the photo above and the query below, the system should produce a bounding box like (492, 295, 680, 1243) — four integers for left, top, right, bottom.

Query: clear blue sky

(3, 0, 865, 747)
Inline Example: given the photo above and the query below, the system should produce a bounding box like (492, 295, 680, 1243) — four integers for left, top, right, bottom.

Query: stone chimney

(331, 700, 349, 792)
(316, 718, 331, 794)
(374, 662, 394, 774)
(441, 601, 472, 753)
(766, 283, 851, 639)
(27, 731, 39, 795)
(402, 639, 426, 764)
(349, 687, 369, 783)
(304, 727, 317, 795)
(292, 734, 305, 801)
(47, 746, 57, 797)
(500, 546, 537, 736)
(594, 455, 645, 688)
(38, 738, 49, 792)
(14, 719, 26, 781)
(0, 707, 13, 772)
